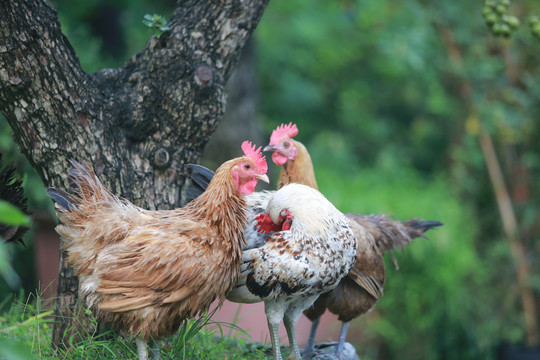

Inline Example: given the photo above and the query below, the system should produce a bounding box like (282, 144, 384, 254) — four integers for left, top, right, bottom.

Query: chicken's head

(277, 209, 293, 231)
(232, 141, 269, 195)
(263, 123, 299, 165)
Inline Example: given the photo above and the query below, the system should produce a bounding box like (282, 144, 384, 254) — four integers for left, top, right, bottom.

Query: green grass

(0, 292, 269, 360)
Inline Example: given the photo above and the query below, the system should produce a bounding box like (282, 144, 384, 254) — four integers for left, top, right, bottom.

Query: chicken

(266, 123, 318, 190)
(0, 154, 30, 246)
(47, 141, 269, 360)
(187, 123, 442, 358)
(227, 183, 358, 360)
(263, 122, 442, 358)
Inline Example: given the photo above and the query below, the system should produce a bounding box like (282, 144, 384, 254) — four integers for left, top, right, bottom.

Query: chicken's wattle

(272, 152, 288, 165)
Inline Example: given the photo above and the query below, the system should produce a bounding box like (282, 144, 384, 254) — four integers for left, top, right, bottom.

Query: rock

(308, 342, 360, 360)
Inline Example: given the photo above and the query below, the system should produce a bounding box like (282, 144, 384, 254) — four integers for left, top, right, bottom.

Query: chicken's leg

(335, 321, 350, 358)
(267, 317, 283, 360)
(136, 337, 148, 360)
(302, 317, 321, 359)
(284, 299, 318, 360)
(283, 315, 301, 359)
(149, 338, 161, 360)
(265, 301, 287, 360)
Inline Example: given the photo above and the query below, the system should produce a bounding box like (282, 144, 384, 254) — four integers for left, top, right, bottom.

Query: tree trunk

(203, 39, 264, 167)
(0, 0, 269, 349)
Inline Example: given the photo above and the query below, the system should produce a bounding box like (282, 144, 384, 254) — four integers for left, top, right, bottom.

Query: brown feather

(99, 295, 155, 312)
(96, 286, 136, 295)
(162, 288, 193, 304)
(348, 267, 383, 300)
(277, 140, 318, 190)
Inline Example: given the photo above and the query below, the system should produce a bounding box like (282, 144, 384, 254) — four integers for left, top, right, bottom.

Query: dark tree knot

(153, 147, 170, 168)
(194, 64, 213, 87)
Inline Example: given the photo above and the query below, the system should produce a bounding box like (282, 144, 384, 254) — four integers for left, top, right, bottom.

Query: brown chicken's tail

(48, 160, 113, 208)
(346, 213, 443, 269)
(48, 160, 134, 269)
(47, 160, 119, 230)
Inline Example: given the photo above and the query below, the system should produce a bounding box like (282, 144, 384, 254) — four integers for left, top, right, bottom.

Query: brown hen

(47, 142, 268, 360)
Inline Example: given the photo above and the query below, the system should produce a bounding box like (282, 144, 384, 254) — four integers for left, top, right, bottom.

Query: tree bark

(0, 0, 269, 349)
(203, 39, 264, 167)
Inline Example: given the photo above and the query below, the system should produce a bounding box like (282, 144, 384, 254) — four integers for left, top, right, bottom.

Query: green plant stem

(479, 130, 539, 347)
(435, 19, 539, 348)
(0, 309, 54, 334)
(229, 304, 243, 338)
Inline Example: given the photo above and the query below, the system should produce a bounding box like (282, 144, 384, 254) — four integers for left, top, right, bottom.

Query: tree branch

(0, 0, 269, 207)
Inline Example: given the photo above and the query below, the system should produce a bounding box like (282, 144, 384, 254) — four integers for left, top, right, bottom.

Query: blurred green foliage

(255, 0, 540, 358)
(0, 199, 31, 290)
(316, 163, 520, 359)
(1, 0, 539, 359)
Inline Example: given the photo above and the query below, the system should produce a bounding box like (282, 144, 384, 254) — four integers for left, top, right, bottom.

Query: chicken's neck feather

(277, 140, 318, 190)
(185, 159, 248, 248)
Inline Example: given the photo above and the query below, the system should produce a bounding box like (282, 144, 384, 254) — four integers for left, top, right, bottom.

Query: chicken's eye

(243, 163, 251, 170)
(283, 142, 290, 149)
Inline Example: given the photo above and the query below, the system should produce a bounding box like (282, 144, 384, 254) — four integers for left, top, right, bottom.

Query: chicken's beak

(255, 173, 270, 184)
(263, 144, 277, 153)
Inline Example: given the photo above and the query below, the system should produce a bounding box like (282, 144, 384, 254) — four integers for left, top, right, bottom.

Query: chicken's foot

(302, 316, 321, 359)
(267, 317, 283, 360)
(335, 321, 350, 358)
(136, 337, 148, 360)
(150, 338, 161, 360)
(283, 313, 302, 359)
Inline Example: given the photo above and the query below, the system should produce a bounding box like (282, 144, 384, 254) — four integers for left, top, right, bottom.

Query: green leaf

(0, 340, 34, 360)
(0, 200, 30, 226)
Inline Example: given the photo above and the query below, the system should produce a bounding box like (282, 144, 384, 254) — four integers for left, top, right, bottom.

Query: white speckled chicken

(227, 183, 358, 360)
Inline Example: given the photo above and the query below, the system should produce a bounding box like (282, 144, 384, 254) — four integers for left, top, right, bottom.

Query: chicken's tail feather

(347, 213, 443, 269)
(47, 188, 76, 211)
(48, 160, 116, 222)
(49, 160, 137, 270)
(186, 164, 215, 202)
(67, 160, 113, 203)
(404, 219, 444, 235)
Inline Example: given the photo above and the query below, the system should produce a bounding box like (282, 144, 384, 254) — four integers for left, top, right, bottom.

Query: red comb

(269, 123, 298, 145)
(241, 141, 268, 173)
(255, 213, 281, 234)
